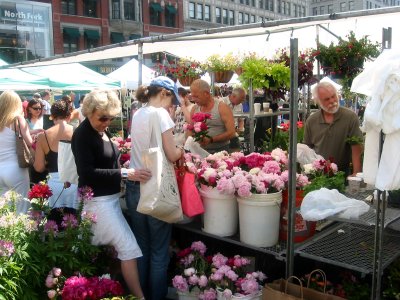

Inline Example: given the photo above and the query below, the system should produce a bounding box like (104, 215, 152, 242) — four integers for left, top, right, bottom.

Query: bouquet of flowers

(209, 253, 266, 298)
(112, 136, 132, 167)
(172, 241, 211, 295)
(302, 158, 345, 195)
(184, 112, 212, 142)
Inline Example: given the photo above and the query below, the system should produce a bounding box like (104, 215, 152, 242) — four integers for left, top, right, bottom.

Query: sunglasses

(31, 107, 42, 111)
(98, 116, 115, 122)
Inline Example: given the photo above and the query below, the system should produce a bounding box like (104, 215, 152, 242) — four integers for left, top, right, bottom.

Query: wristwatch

(121, 168, 128, 179)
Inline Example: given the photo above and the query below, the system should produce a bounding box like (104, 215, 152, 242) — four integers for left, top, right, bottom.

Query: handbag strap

(14, 117, 23, 138)
(149, 110, 164, 151)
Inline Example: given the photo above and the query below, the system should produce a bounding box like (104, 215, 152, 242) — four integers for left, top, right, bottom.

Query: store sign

(1, 8, 44, 22)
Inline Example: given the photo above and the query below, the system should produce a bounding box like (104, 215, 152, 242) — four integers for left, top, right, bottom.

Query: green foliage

(314, 31, 381, 89)
(204, 53, 238, 71)
(303, 171, 346, 195)
(345, 135, 364, 145)
(262, 122, 304, 152)
(239, 56, 290, 92)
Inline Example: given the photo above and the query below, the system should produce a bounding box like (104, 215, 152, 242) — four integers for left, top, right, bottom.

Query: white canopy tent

(0, 68, 50, 90)
(9, 7, 400, 70)
(107, 58, 154, 89)
(22, 63, 120, 90)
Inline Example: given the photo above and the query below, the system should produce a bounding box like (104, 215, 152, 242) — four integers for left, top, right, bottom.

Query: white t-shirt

(129, 106, 175, 169)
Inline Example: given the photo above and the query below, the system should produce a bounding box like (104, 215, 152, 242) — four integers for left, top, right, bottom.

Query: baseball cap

(150, 76, 180, 105)
(33, 92, 41, 98)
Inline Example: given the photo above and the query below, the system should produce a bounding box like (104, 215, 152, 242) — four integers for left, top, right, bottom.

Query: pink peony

(212, 253, 228, 268)
(172, 275, 189, 292)
(47, 289, 57, 299)
(191, 241, 207, 255)
(52, 267, 62, 277)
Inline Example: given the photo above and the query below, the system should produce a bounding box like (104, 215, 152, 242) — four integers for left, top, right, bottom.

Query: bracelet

(209, 137, 214, 143)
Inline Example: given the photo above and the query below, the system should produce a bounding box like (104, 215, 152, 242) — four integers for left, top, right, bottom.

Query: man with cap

(40, 91, 52, 115)
(125, 76, 182, 300)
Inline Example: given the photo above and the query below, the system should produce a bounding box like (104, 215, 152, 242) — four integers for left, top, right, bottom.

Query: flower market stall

(4, 7, 400, 300)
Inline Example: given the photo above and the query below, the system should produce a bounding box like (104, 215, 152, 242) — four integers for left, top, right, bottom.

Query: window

(327, 4, 333, 13)
(250, 14, 255, 23)
(246, 0, 250, 5)
(320, 6, 324, 14)
(205, 5, 211, 21)
(216, 7, 221, 23)
(150, 3, 162, 25)
(278, 0, 281, 12)
(229, 10, 235, 25)
(340, 2, 346, 11)
(84, 29, 99, 49)
(349, 1, 354, 10)
(197, 4, 203, 19)
(63, 27, 79, 53)
(238, 12, 243, 24)
(222, 9, 228, 24)
(61, 0, 76, 15)
(112, 0, 120, 19)
(252, 0, 256, 6)
(189, 2, 195, 19)
(259, 0, 264, 8)
(165, 5, 176, 27)
(312, 7, 318, 15)
(294, 4, 297, 16)
(124, 0, 136, 20)
(286, 2, 291, 15)
(244, 13, 249, 23)
(240, 0, 244, 3)
(83, 0, 97, 17)
(301, 6, 305, 16)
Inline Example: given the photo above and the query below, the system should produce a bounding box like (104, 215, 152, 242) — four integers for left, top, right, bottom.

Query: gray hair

(81, 90, 121, 117)
(231, 87, 246, 98)
(312, 81, 338, 104)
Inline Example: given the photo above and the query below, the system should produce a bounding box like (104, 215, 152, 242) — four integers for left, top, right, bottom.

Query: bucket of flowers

(111, 136, 132, 167)
(302, 158, 346, 195)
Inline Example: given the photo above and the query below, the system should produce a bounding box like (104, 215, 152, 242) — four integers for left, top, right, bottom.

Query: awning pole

(138, 42, 143, 86)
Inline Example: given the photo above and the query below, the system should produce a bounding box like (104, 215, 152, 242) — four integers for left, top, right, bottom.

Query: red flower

(192, 112, 212, 123)
(28, 182, 53, 200)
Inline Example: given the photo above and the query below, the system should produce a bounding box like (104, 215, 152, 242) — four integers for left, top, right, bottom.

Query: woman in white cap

(125, 76, 183, 300)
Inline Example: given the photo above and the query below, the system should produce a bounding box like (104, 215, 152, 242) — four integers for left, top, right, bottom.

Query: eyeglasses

(98, 116, 115, 122)
(31, 107, 42, 111)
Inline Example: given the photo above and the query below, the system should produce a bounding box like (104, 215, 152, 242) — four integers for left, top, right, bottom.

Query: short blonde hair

(81, 90, 121, 117)
(0, 90, 22, 131)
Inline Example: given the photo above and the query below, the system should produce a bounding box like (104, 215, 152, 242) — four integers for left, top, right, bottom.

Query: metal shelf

(173, 221, 287, 259)
(295, 223, 400, 274)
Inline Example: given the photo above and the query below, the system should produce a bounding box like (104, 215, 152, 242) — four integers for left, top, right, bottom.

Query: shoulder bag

(138, 111, 183, 223)
(14, 118, 34, 168)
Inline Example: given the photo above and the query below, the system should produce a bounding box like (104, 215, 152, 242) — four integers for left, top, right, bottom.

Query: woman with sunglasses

(0, 90, 33, 202)
(26, 98, 44, 135)
(33, 100, 78, 210)
(125, 76, 183, 300)
(71, 90, 150, 298)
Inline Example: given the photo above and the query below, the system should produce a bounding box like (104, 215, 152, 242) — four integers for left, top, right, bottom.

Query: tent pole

(286, 38, 299, 279)
(138, 42, 143, 86)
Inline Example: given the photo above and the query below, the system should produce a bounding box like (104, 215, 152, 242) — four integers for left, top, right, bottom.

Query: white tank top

(0, 127, 18, 165)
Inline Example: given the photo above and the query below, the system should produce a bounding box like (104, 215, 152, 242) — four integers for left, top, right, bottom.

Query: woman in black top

(71, 90, 150, 298)
(34, 100, 78, 209)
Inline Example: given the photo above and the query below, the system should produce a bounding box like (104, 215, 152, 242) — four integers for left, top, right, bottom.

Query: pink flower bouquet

(184, 112, 212, 142)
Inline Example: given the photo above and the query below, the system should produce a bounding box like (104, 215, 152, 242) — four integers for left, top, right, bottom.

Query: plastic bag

(184, 136, 210, 158)
(297, 143, 324, 167)
(300, 188, 370, 221)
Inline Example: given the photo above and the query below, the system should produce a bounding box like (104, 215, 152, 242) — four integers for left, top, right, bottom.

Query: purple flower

(198, 275, 208, 287)
(191, 241, 207, 255)
(200, 288, 217, 300)
(212, 253, 228, 268)
(61, 214, 78, 229)
(172, 275, 188, 292)
(78, 186, 94, 203)
(0, 240, 14, 257)
(44, 220, 59, 235)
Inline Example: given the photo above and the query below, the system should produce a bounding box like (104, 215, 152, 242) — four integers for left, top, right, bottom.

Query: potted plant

(155, 58, 205, 85)
(313, 31, 380, 88)
(204, 53, 238, 83)
(274, 48, 317, 88)
(238, 55, 290, 100)
(302, 158, 346, 195)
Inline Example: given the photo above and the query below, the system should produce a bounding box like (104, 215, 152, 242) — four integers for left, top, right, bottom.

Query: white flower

(303, 164, 314, 174)
(203, 168, 217, 181)
(249, 167, 261, 175)
(184, 267, 196, 276)
(99, 274, 111, 279)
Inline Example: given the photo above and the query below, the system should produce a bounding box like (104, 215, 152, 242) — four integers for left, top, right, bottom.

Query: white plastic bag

(297, 143, 324, 167)
(184, 136, 210, 158)
(300, 188, 370, 221)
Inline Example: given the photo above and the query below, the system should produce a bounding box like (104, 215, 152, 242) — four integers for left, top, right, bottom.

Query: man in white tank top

(189, 79, 235, 154)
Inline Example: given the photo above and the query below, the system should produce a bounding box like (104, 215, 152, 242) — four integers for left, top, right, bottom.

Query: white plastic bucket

(200, 187, 238, 237)
(177, 290, 200, 300)
(217, 288, 262, 300)
(238, 191, 282, 247)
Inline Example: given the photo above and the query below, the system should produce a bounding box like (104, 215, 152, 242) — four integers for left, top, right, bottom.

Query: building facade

(310, 0, 400, 16)
(0, 0, 53, 64)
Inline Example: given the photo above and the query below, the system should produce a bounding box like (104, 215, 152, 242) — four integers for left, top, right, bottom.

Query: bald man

(189, 79, 235, 154)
